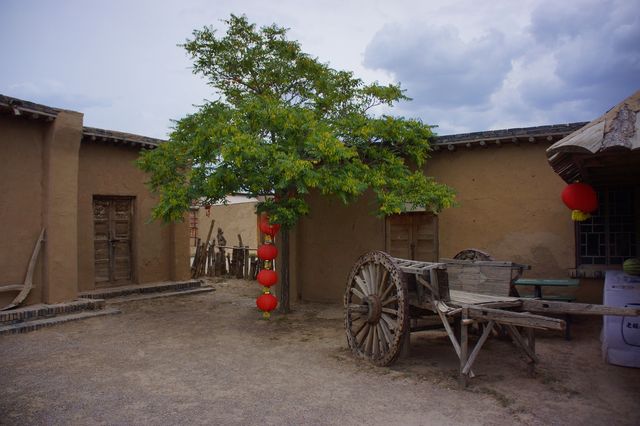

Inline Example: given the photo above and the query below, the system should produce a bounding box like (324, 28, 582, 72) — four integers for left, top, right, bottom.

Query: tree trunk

(277, 227, 291, 313)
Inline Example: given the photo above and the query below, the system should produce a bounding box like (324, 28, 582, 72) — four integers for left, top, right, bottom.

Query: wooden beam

(505, 325, 539, 364)
(467, 305, 565, 330)
(460, 307, 469, 387)
(462, 320, 495, 374)
(521, 299, 640, 316)
(0, 284, 24, 292)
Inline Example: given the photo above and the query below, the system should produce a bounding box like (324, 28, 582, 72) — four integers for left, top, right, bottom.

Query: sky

(1, 0, 638, 138)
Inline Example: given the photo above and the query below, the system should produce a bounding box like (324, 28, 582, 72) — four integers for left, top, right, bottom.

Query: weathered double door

(386, 212, 438, 261)
(93, 197, 133, 286)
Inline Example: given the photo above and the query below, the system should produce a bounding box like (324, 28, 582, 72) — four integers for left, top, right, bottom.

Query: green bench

(514, 279, 579, 340)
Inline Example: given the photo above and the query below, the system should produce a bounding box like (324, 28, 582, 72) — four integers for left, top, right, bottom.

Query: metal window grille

(577, 187, 637, 265)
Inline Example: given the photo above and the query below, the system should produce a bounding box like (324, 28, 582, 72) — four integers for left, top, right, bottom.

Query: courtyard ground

(1, 278, 639, 425)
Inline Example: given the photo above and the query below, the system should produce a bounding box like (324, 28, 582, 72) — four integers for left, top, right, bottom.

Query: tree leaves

(138, 14, 455, 228)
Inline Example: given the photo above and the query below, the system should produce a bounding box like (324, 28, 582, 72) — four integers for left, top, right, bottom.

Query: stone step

(0, 298, 105, 325)
(79, 280, 203, 300)
(106, 287, 215, 304)
(0, 308, 121, 336)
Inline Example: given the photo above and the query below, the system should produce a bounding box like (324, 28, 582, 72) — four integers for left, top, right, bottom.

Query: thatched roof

(547, 90, 640, 182)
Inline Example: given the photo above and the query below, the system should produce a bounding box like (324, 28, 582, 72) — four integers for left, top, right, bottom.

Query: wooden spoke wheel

(453, 248, 494, 261)
(344, 251, 408, 366)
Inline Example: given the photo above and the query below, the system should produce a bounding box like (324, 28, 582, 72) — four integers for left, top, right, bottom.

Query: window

(577, 187, 638, 266)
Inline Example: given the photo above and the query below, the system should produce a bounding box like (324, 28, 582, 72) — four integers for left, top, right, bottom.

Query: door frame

(92, 195, 136, 287)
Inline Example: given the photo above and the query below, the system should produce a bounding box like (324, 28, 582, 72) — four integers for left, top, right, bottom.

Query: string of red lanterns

(256, 213, 281, 318)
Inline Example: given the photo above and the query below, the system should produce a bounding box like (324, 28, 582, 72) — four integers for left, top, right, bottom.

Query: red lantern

(561, 183, 598, 221)
(256, 213, 280, 319)
(259, 214, 281, 237)
(257, 243, 278, 260)
(257, 293, 278, 318)
(257, 269, 278, 287)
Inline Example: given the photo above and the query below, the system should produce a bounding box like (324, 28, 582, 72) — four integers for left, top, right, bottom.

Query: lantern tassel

(572, 210, 591, 221)
(262, 311, 271, 319)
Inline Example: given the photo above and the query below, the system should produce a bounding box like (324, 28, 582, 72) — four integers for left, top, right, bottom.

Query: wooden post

(236, 234, 248, 279)
(243, 246, 250, 279)
(459, 307, 469, 388)
(197, 242, 206, 277)
(526, 328, 536, 377)
(249, 255, 257, 280)
(205, 220, 216, 247)
(191, 238, 201, 278)
(235, 247, 244, 279)
(230, 247, 237, 276)
(214, 250, 224, 276)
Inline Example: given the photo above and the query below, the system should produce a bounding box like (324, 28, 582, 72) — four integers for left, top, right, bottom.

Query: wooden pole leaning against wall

(191, 238, 202, 278)
(191, 219, 215, 278)
(193, 226, 259, 280)
(203, 219, 216, 276)
(235, 234, 246, 279)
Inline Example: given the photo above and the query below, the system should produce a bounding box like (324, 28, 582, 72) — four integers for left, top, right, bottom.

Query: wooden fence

(190, 220, 260, 280)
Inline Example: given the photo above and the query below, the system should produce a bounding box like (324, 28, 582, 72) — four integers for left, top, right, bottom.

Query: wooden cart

(344, 250, 640, 386)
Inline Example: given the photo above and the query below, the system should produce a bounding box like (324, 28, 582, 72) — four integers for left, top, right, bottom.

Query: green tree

(138, 15, 455, 312)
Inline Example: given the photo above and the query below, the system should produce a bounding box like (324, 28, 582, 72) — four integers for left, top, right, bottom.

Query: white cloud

(362, 0, 640, 133)
(0, 0, 638, 137)
(364, 25, 516, 107)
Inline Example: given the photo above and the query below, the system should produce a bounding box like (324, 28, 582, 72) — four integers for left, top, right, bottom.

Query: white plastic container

(602, 270, 640, 368)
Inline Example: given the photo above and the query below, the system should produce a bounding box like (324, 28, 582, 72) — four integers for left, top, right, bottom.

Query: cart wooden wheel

(453, 248, 494, 261)
(344, 251, 408, 366)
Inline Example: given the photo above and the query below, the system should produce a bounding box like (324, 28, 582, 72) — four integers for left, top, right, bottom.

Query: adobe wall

(43, 111, 83, 303)
(425, 143, 575, 277)
(0, 115, 47, 306)
(77, 143, 190, 291)
(0, 110, 85, 305)
(195, 201, 259, 254)
(292, 143, 578, 303)
(293, 191, 385, 302)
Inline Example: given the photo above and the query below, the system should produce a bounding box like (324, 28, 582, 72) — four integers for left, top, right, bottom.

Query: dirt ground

(1, 278, 639, 426)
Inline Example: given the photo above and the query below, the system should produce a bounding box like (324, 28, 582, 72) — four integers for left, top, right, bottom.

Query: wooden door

(386, 212, 438, 261)
(93, 197, 133, 286)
